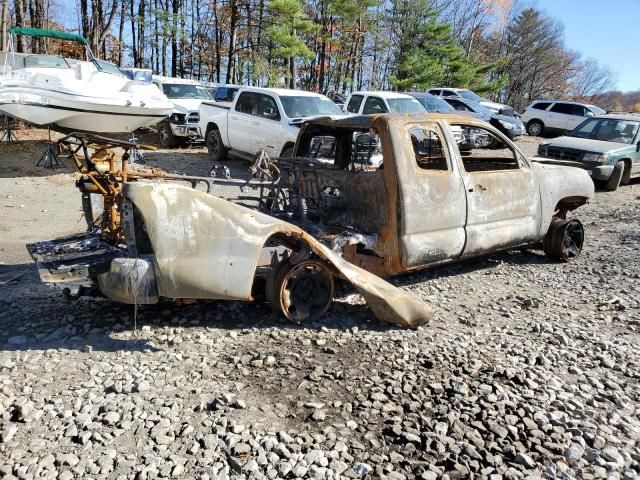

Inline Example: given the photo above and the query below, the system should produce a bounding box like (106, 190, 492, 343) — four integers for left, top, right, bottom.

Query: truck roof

(237, 86, 327, 98)
(152, 75, 202, 85)
(301, 112, 486, 129)
(350, 91, 417, 99)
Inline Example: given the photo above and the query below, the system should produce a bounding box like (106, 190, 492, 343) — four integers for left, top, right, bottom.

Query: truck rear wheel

(266, 259, 334, 322)
(543, 218, 584, 262)
(206, 129, 228, 162)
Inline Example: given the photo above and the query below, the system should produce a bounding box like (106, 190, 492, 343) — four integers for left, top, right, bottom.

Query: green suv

(536, 113, 640, 191)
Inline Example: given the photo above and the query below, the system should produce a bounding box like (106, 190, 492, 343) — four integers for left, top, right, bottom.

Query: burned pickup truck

(28, 114, 594, 327)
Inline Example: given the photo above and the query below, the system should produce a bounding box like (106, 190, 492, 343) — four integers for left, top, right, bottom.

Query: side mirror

(585, 111, 595, 117)
(636, 141, 640, 152)
(263, 107, 277, 119)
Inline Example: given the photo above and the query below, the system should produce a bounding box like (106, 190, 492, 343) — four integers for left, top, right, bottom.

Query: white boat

(0, 27, 173, 133)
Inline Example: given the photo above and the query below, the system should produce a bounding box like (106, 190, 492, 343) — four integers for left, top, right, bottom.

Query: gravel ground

(1, 130, 639, 480)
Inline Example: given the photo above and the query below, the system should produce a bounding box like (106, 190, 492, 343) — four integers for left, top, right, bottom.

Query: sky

(535, 0, 639, 92)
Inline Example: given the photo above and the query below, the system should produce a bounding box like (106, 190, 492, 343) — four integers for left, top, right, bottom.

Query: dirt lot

(0, 129, 639, 479)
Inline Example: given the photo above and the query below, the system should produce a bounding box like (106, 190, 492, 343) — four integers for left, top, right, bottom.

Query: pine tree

(390, 6, 500, 92)
(267, 0, 317, 88)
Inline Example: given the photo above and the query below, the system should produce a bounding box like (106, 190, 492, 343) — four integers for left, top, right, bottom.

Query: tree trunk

(171, 0, 178, 76)
(152, 0, 158, 72)
(212, 0, 220, 82)
(225, 0, 237, 83)
(179, 0, 185, 76)
(31, 0, 45, 52)
(254, 0, 265, 85)
(289, 57, 294, 89)
(161, 0, 166, 75)
(1, 0, 8, 52)
(129, 0, 137, 66)
(317, 0, 327, 93)
(13, 0, 25, 52)
(117, 0, 127, 66)
(189, 0, 195, 78)
(137, 0, 145, 67)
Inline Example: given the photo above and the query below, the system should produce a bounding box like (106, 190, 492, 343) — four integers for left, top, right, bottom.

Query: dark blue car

(443, 97, 526, 140)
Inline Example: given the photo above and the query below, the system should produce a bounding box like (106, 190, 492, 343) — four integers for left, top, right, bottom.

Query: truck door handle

(230, 115, 238, 120)
(469, 185, 487, 193)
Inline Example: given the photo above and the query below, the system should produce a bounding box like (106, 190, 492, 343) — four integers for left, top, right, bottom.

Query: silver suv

(520, 100, 605, 136)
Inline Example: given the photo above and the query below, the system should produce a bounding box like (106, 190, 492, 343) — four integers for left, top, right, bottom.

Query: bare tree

(79, 0, 119, 55)
(570, 58, 618, 101)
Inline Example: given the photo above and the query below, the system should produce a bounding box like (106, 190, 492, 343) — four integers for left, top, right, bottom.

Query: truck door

(249, 93, 281, 156)
(452, 123, 541, 257)
(398, 122, 467, 267)
(228, 92, 258, 152)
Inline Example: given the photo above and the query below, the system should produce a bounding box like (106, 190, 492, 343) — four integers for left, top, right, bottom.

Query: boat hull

(0, 87, 171, 133)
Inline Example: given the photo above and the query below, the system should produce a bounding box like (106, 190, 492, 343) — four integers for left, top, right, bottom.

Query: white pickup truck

(152, 75, 211, 148)
(198, 87, 345, 161)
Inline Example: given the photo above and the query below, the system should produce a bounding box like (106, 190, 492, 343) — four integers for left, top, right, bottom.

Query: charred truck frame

(28, 114, 594, 327)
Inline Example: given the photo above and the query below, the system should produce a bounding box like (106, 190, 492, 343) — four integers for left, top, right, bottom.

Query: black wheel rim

(561, 220, 584, 259)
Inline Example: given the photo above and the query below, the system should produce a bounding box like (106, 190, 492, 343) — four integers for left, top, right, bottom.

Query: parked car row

(148, 72, 612, 159)
(426, 87, 513, 116)
(147, 76, 633, 195)
(197, 85, 639, 196)
(197, 87, 507, 163)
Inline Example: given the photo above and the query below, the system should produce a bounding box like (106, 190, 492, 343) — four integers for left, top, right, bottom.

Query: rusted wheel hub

(267, 259, 334, 322)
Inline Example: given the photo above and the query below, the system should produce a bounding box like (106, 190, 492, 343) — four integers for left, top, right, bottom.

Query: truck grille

(187, 112, 199, 124)
(546, 147, 584, 162)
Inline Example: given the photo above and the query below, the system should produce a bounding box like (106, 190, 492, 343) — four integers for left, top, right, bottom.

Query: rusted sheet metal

(392, 121, 468, 267)
(125, 182, 433, 328)
(531, 162, 594, 236)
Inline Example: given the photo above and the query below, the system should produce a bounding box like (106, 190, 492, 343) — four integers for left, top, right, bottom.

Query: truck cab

(152, 75, 211, 148)
(199, 87, 345, 162)
(285, 114, 594, 272)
